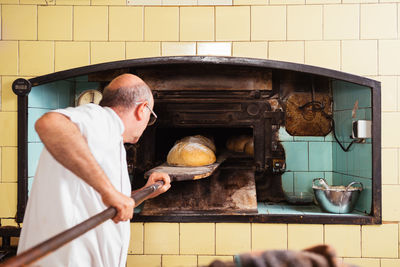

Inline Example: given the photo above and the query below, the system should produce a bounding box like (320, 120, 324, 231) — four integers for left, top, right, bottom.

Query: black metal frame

(14, 56, 381, 224)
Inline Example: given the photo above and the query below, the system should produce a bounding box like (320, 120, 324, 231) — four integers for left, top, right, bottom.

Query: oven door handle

(0, 180, 166, 267)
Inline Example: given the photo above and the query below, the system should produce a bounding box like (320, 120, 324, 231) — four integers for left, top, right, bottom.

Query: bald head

(99, 73, 153, 110)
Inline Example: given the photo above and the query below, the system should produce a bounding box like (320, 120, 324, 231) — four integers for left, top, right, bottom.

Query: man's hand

(142, 172, 171, 200)
(101, 188, 135, 224)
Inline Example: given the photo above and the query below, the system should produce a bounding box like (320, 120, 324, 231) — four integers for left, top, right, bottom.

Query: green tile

(309, 142, 332, 171)
(324, 133, 334, 142)
(57, 81, 73, 108)
(282, 172, 294, 193)
(324, 172, 333, 185)
(333, 141, 347, 174)
(257, 202, 269, 215)
(28, 86, 44, 108)
(281, 142, 308, 171)
(278, 127, 293, 141)
(358, 144, 372, 178)
(28, 108, 50, 143)
(332, 80, 371, 110)
(294, 136, 324, 142)
(41, 83, 59, 109)
(294, 172, 324, 194)
(332, 172, 343, 185)
(75, 81, 100, 96)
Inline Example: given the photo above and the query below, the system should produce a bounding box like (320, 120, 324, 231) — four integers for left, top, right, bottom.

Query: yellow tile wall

(1, 147, 17, 183)
(287, 5, 322, 40)
(361, 4, 397, 39)
(1, 77, 17, 112)
(269, 41, 304, 64)
(90, 42, 125, 64)
(144, 7, 179, 41)
(55, 42, 90, 71)
(109, 7, 143, 41)
(144, 223, 179, 254)
(2, 5, 37, 40)
(323, 4, 359, 40)
(1, 1, 400, 266)
(180, 7, 214, 42)
(341, 40, 377, 76)
(380, 76, 398, 112)
(324, 225, 361, 257)
(287, 224, 323, 250)
(232, 42, 267, 59)
(216, 223, 251, 255)
(305, 41, 340, 70)
(126, 42, 161, 59)
(252, 223, 287, 250)
(216, 6, 250, 41)
(0, 41, 18, 75)
(38, 6, 72, 41)
(362, 224, 398, 258)
(73, 6, 108, 41)
(161, 42, 196, 56)
(251, 6, 286, 41)
(381, 148, 399, 184)
(180, 223, 215, 255)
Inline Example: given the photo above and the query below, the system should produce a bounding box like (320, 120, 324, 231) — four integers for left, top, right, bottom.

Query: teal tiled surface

(28, 143, 44, 177)
(324, 172, 333, 185)
(293, 136, 325, 142)
(324, 133, 334, 141)
(294, 172, 324, 194)
(281, 172, 294, 193)
(332, 80, 371, 110)
(28, 108, 50, 143)
(309, 142, 332, 171)
(278, 127, 293, 141)
(281, 142, 308, 171)
(332, 172, 343, 185)
(257, 202, 369, 216)
(75, 81, 101, 96)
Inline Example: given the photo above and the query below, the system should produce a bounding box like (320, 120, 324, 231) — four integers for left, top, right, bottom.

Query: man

(17, 74, 171, 266)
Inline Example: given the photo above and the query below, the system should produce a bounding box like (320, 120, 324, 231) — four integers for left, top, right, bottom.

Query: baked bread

(244, 140, 254, 156)
(226, 135, 253, 154)
(167, 135, 216, 166)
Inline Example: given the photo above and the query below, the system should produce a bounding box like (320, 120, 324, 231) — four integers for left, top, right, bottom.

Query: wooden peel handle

(0, 181, 165, 267)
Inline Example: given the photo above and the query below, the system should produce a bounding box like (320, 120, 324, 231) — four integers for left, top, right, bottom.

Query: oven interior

(23, 61, 376, 223)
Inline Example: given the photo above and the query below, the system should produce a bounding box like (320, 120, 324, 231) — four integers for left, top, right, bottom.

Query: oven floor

(257, 202, 368, 216)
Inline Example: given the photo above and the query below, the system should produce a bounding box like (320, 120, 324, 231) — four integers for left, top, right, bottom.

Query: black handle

(0, 181, 165, 267)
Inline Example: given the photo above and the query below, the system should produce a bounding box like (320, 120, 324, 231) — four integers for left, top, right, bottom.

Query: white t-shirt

(18, 104, 131, 267)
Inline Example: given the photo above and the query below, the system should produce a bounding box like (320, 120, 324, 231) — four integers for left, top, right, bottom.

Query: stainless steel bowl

(312, 178, 363, 214)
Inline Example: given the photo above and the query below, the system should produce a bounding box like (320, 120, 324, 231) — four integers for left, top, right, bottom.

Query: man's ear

(134, 102, 147, 121)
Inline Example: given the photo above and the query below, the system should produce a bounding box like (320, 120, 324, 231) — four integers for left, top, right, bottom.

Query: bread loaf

(167, 135, 216, 166)
(226, 135, 253, 154)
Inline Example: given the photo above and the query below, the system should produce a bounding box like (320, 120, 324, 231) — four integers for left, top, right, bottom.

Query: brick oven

(13, 56, 381, 225)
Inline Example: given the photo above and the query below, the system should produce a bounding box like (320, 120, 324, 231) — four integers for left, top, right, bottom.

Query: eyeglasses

(135, 101, 158, 125)
(144, 103, 157, 126)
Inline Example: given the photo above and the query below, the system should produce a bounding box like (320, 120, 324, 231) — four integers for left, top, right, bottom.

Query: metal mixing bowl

(312, 178, 363, 214)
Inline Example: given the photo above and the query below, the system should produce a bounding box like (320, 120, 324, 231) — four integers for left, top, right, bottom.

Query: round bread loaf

(167, 142, 216, 166)
(226, 135, 253, 152)
(244, 140, 254, 156)
(178, 135, 216, 153)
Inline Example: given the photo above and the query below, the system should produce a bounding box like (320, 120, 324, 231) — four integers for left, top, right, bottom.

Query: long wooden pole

(0, 181, 164, 267)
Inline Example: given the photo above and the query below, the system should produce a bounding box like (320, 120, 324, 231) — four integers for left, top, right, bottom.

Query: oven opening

(154, 127, 254, 167)
(132, 126, 259, 216)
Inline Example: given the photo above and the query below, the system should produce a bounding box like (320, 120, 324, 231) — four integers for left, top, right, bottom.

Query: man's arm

(35, 112, 134, 223)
